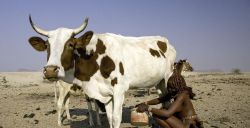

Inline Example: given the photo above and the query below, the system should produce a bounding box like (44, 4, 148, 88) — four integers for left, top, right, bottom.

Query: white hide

(74, 33, 176, 128)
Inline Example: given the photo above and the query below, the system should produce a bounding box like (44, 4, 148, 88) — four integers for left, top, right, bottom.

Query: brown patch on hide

(159, 51, 166, 58)
(61, 38, 76, 71)
(157, 41, 167, 53)
(119, 62, 124, 75)
(96, 39, 106, 54)
(74, 52, 99, 81)
(111, 77, 118, 86)
(149, 48, 160, 57)
(100, 56, 115, 79)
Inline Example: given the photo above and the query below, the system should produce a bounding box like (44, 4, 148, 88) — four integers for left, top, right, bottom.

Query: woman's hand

(136, 103, 149, 113)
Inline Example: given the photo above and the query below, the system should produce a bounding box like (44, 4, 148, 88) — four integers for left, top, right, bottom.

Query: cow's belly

(129, 76, 163, 89)
(83, 79, 113, 104)
(127, 59, 168, 88)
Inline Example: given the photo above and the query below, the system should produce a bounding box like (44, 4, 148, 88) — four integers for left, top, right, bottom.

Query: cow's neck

(61, 61, 75, 83)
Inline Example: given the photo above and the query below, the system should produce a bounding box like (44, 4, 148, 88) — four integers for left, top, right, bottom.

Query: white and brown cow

(28, 15, 103, 127)
(71, 32, 176, 128)
(28, 16, 176, 128)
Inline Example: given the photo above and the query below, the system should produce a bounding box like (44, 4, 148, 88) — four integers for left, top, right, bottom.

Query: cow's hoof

(89, 121, 95, 128)
(64, 119, 72, 125)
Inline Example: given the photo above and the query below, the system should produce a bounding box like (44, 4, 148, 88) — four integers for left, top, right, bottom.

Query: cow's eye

(68, 43, 74, 49)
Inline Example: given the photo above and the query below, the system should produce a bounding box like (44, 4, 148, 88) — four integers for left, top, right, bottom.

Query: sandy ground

(0, 72, 249, 128)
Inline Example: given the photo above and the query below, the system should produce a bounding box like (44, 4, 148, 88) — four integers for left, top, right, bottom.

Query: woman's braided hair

(167, 60, 196, 99)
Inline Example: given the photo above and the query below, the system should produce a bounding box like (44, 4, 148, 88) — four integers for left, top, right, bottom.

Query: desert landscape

(0, 72, 249, 128)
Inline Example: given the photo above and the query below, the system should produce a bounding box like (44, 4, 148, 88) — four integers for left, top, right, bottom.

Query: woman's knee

(165, 116, 185, 128)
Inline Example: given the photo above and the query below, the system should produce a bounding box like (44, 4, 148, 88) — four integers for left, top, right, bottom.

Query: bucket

(130, 109, 149, 126)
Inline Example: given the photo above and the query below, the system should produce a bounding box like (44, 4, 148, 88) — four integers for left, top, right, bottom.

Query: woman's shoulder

(176, 91, 189, 100)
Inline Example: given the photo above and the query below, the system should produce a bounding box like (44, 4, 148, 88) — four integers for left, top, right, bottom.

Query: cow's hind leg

(105, 99, 113, 128)
(94, 100, 102, 126)
(112, 89, 125, 128)
(86, 95, 95, 127)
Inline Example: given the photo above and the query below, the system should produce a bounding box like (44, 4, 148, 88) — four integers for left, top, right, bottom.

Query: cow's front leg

(112, 91, 125, 128)
(105, 99, 113, 128)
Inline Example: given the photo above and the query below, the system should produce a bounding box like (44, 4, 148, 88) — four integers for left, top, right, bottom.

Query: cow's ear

(75, 31, 93, 49)
(28, 36, 47, 51)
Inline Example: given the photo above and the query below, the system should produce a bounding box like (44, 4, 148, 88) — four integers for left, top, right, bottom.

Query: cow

(71, 31, 176, 128)
(28, 16, 176, 128)
(28, 15, 103, 127)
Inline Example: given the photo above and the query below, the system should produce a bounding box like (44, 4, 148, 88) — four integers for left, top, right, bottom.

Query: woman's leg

(165, 116, 185, 128)
(154, 117, 171, 128)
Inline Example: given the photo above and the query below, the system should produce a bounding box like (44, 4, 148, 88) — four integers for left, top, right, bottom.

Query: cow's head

(28, 15, 92, 81)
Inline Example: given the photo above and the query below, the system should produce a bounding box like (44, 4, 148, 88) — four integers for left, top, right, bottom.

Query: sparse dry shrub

(232, 68, 241, 74)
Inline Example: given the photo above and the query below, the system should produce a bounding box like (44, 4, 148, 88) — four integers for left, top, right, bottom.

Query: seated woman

(136, 60, 203, 128)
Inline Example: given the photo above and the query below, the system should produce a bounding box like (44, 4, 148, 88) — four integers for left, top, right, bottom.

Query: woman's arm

(146, 93, 173, 105)
(150, 93, 186, 117)
(145, 98, 161, 105)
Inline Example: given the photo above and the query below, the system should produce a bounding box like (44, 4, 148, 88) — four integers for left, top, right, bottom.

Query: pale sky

(0, 0, 249, 72)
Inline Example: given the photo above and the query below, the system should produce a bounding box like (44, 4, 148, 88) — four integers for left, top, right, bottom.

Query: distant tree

(232, 68, 241, 74)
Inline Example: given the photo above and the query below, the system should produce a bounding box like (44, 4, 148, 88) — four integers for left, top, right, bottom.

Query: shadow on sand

(61, 106, 135, 128)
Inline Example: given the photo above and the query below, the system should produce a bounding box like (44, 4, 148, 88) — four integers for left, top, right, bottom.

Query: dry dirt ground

(0, 72, 249, 128)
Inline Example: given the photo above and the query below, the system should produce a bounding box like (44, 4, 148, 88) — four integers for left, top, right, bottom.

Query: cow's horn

(29, 15, 49, 37)
(73, 17, 89, 35)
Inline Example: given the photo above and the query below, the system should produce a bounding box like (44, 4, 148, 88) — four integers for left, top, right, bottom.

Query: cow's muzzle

(43, 65, 59, 81)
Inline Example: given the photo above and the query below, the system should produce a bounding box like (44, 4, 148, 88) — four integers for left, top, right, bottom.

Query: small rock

(34, 119, 39, 124)
(45, 110, 57, 116)
(36, 107, 40, 110)
(217, 88, 222, 91)
(23, 113, 35, 118)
